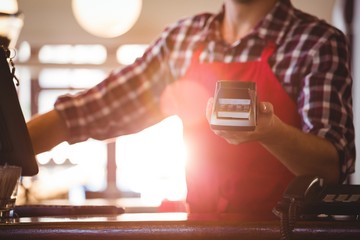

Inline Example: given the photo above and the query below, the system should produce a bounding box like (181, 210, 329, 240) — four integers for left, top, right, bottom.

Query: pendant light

(0, 0, 23, 47)
(72, 0, 142, 38)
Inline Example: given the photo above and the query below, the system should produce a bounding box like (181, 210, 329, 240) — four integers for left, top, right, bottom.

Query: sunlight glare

(116, 116, 187, 203)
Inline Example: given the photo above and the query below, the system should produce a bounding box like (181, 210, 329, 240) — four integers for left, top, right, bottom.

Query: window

(17, 44, 187, 210)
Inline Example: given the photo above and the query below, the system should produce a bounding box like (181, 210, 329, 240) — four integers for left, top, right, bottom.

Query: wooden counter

(1, 212, 360, 240)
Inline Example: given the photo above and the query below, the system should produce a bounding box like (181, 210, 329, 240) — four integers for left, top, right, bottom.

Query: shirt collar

(256, 0, 295, 45)
(204, 0, 295, 46)
(202, 5, 225, 43)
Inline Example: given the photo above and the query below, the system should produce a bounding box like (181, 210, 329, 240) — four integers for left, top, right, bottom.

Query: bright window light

(34, 140, 108, 200)
(38, 44, 107, 64)
(17, 41, 31, 62)
(116, 44, 148, 65)
(39, 68, 106, 88)
(38, 90, 75, 113)
(116, 116, 187, 203)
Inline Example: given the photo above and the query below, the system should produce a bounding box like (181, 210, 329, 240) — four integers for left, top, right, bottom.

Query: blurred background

(1, 0, 359, 212)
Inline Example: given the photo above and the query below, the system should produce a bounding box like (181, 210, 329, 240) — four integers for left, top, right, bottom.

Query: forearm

(27, 109, 69, 154)
(260, 118, 340, 184)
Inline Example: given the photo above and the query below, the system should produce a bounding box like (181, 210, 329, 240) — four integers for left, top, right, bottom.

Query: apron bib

(162, 42, 301, 220)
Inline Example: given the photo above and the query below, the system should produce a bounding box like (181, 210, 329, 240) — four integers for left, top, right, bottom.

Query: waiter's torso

(167, 42, 301, 220)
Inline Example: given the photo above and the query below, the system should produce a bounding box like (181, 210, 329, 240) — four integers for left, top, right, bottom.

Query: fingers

(260, 102, 273, 114)
(206, 97, 214, 121)
(207, 100, 274, 145)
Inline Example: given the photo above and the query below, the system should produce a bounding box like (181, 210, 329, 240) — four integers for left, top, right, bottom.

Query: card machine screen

(210, 81, 256, 131)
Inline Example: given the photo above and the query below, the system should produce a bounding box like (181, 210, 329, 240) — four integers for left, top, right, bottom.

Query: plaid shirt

(55, 0, 355, 179)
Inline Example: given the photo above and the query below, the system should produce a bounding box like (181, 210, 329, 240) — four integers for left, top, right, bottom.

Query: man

(28, 0, 355, 220)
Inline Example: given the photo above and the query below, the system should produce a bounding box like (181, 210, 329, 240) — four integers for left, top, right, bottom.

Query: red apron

(161, 42, 301, 220)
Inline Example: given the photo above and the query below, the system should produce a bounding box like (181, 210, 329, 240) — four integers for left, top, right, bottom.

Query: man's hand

(206, 97, 279, 145)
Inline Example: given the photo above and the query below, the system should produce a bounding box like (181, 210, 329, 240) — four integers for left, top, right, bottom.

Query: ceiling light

(0, 0, 23, 48)
(72, 0, 142, 38)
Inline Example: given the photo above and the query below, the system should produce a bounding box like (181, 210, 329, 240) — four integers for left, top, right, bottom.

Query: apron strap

(260, 41, 276, 62)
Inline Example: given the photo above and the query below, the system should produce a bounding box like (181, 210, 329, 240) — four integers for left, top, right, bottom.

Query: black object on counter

(14, 205, 125, 217)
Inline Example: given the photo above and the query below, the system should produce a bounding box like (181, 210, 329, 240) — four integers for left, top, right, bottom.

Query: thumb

(206, 97, 214, 122)
(260, 102, 273, 114)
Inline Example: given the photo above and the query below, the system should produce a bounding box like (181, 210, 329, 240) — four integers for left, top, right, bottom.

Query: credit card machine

(210, 80, 256, 131)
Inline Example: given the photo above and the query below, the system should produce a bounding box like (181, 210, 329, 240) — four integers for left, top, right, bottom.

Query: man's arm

(259, 103, 339, 184)
(27, 109, 69, 154)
